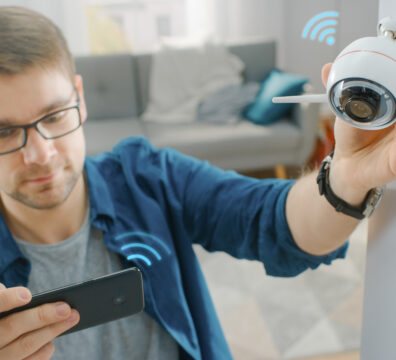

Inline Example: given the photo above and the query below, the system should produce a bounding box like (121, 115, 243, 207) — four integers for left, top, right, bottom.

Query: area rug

(194, 220, 367, 359)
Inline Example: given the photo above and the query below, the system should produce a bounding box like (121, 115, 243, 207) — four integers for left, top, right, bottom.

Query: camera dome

(329, 79, 396, 129)
(326, 36, 396, 129)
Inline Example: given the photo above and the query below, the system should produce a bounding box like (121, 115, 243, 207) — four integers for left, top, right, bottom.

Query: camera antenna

(272, 94, 328, 104)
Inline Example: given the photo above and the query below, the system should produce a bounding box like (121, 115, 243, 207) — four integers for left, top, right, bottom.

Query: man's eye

(43, 112, 65, 124)
(0, 128, 19, 139)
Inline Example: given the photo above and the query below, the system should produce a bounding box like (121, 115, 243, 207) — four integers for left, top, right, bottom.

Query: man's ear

(74, 74, 88, 123)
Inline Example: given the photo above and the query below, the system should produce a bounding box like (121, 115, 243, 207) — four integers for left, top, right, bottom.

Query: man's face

(0, 66, 87, 210)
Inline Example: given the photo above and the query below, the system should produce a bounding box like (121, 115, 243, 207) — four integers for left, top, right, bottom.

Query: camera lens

(345, 96, 377, 122)
(330, 79, 396, 130)
(340, 87, 380, 123)
(112, 294, 126, 305)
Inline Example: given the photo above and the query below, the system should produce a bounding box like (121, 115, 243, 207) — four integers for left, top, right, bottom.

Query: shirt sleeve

(179, 153, 347, 277)
(117, 137, 348, 278)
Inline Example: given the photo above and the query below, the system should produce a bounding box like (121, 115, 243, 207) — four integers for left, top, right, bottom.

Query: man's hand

(285, 63, 394, 256)
(0, 283, 79, 360)
(322, 63, 396, 206)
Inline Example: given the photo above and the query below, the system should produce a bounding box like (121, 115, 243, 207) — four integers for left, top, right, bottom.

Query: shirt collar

(84, 158, 116, 229)
(0, 212, 26, 275)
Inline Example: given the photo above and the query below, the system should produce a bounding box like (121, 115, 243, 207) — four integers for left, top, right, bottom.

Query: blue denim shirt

(0, 137, 348, 360)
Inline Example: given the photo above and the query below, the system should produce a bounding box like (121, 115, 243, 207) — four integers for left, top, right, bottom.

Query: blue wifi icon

(302, 11, 339, 46)
(117, 231, 171, 267)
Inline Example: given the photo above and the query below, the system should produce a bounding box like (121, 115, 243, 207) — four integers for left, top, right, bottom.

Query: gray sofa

(76, 41, 319, 172)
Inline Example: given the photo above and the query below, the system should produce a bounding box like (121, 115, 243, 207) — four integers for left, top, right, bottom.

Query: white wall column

(361, 2, 396, 359)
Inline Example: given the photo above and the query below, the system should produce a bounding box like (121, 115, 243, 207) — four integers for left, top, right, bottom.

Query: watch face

(363, 186, 385, 218)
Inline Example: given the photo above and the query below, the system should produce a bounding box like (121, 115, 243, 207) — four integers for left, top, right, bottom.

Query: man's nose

(21, 127, 57, 165)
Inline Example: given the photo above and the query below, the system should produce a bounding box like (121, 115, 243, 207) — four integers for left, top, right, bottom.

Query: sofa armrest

(290, 101, 320, 166)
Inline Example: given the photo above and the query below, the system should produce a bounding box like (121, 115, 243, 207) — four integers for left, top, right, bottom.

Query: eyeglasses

(0, 91, 82, 156)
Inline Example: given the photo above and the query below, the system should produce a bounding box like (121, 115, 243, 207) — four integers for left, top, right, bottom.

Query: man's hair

(0, 6, 75, 80)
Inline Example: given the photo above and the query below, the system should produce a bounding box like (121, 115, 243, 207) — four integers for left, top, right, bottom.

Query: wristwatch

(316, 152, 385, 219)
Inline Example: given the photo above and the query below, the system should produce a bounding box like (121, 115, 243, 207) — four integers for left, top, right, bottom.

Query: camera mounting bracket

(378, 16, 396, 39)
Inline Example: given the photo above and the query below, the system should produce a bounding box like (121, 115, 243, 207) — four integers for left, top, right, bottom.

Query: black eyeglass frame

(0, 91, 82, 156)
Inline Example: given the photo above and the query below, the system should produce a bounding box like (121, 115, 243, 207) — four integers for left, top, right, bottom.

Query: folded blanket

(142, 40, 244, 123)
(196, 82, 260, 124)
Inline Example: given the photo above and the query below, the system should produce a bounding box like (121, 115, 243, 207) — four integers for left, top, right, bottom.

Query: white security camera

(273, 17, 396, 130)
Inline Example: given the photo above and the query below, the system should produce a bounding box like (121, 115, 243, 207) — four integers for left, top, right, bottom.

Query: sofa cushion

(244, 69, 308, 125)
(135, 41, 277, 116)
(83, 117, 145, 156)
(145, 119, 301, 170)
(75, 54, 139, 119)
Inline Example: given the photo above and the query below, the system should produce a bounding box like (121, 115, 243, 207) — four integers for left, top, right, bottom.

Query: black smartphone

(0, 267, 144, 335)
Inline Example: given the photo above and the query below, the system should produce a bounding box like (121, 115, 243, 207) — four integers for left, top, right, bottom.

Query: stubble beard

(7, 166, 82, 210)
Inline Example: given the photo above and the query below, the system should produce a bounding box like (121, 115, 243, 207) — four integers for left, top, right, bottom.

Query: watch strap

(316, 153, 384, 219)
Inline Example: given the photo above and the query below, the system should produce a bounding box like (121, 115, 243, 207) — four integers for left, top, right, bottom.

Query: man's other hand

(0, 283, 79, 360)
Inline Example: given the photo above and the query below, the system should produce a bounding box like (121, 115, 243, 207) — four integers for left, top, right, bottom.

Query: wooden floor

(297, 351, 359, 360)
(239, 165, 304, 180)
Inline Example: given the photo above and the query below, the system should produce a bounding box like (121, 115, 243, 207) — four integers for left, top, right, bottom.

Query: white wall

(360, 2, 396, 359)
(190, 0, 285, 62)
(0, 0, 89, 55)
(224, 0, 286, 69)
(185, 0, 378, 91)
(281, 0, 378, 92)
(379, 0, 396, 17)
(0, 0, 379, 79)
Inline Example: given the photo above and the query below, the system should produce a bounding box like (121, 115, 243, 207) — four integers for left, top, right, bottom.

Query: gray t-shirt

(15, 213, 178, 360)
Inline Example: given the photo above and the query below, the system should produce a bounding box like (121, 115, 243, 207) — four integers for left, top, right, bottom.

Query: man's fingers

(0, 302, 72, 348)
(0, 309, 79, 360)
(23, 342, 55, 360)
(321, 62, 333, 87)
(0, 286, 31, 313)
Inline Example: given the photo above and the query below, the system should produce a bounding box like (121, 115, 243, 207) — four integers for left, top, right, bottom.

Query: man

(0, 6, 390, 360)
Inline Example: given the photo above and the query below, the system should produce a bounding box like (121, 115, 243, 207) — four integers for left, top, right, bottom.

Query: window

(84, 0, 187, 54)
(85, 4, 132, 54)
(83, 0, 278, 55)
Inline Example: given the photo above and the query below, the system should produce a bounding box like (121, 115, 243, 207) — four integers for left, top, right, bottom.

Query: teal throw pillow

(244, 69, 308, 125)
